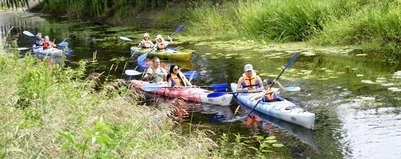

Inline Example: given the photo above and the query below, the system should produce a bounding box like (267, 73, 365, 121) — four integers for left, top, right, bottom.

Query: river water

(1, 11, 401, 159)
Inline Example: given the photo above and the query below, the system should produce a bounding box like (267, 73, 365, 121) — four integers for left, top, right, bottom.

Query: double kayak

(33, 46, 72, 56)
(230, 83, 315, 129)
(130, 80, 233, 106)
(131, 47, 192, 61)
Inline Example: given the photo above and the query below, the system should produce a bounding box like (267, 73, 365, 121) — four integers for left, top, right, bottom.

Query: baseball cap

(244, 64, 253, 72)
(262, 78, 273, 86)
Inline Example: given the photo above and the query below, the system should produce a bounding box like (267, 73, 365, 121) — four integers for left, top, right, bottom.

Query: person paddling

(143, 57, 167, 83)
(42, 36, 57, 50)
(138, 33, 154, 49)
(154, 34, 173, 51)
(166, 64, 192, 88)
(255, 78, 284, 102)
(236, 64, 263, 92)
(33, 33, 43, 48)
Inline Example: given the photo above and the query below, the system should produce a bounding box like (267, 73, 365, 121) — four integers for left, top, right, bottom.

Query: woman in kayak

(154, 34, 173, 51)
(138, 33, 154, 49)
(166, 64, 192, 87)
(236, 64, 263, 92)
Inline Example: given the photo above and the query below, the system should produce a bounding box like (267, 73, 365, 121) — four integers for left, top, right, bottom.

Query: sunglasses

(174, 68, 179, 71)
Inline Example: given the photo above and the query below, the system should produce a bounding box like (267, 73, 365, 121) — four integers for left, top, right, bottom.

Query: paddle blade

(65, 49, 73, 54)
(119, 36, 133, 42)
(137, 53, 148, 61)
(141, 83, 162, 92)
(210, 83, 229, 91)
(125, 70, 142, 76)
(58, 42, 69, 47)
(23, 31, 35, 37)
(207, 92, 227, 98)
(184, 71, 198, 79)
(284, 52, 300, 70)
(172, 25, 184, 35)
(17, 47, 30, 51)
(284, 86, 301, 91)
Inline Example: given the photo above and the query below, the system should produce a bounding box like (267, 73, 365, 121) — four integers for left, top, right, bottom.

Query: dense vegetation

(11, 0, 398, 59)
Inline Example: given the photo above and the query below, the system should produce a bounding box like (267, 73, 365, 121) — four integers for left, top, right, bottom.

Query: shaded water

(2, 12, 401, 158)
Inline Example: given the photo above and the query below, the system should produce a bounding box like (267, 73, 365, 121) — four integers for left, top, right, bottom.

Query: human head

(144, 33, 150, 39)
(244, 64, 253, 72)
(262, 78, 273, 87)
(152, 57, 160, 68)
(156, 34, 163, 42)
(36, 33, 42, 37)
(44, 36, 50, 41)
(169, 64, 179, 74)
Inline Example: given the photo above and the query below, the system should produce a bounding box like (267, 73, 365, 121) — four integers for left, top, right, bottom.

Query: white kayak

(230, 83, 315, 129)
(33, 47, 64, 56)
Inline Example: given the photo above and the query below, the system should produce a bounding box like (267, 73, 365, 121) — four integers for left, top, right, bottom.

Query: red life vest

(43, 41, 50, 50)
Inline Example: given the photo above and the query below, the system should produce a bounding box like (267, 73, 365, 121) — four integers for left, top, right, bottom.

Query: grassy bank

(0, 49, 219, 158)
(187, 0, 401, 58)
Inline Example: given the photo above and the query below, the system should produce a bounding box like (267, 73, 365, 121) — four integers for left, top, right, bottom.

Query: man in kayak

(154, 34, 173, 51)
(256, 78, 284, 102)
(236, 64, 263, 92)
(33, 33, 43, 48)
(166, 64, 192, 87)
(143, 57, 167, 83)
(138, 33, 154, 49)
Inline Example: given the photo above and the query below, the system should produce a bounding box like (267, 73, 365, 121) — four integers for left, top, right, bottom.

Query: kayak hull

(131, 80, 233, 106)
(131, 47, 192, 61)
(230, 83, 315, 129)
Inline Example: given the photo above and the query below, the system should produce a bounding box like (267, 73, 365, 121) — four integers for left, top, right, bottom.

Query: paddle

(23, 31, 35, 37)
(207, 86, 301, 98)
(137, 25, 184, 61)
(246, 52, 300, 116)
(142, 83, 228, 92)
(125, 70, 142, 76)
(119, 36, 133, 42)
(184, 71, 198, 79)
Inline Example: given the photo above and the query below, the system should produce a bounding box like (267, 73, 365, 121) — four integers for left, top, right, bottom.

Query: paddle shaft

(246, 52, 300, 117)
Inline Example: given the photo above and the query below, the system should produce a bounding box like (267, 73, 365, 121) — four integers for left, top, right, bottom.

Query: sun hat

(156, 34, 163, 40)
(262, 78, 273, 86)
(244, 64, 253, 72)
(144, 33, 150, 37)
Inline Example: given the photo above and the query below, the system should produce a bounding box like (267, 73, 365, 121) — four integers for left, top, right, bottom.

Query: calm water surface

(1, 12, 401, 159)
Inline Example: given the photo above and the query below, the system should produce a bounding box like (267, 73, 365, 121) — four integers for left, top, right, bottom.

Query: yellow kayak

(130, 47, 192, 61)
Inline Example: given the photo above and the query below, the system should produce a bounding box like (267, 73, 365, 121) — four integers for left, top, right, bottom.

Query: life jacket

(170, 73, 186, 87)
(43, 41, 50, 50)
(34, 38, 43, 46)
(262, 89, 280, 102)
(156, 42, 166, 51)
(141, 39, 152, 48)
(241, 73, 260, 89)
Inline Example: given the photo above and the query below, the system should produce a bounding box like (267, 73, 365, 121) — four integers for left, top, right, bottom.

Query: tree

(0, 0, 29, 10)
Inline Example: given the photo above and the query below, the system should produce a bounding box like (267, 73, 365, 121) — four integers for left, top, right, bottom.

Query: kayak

(33, 47, 63, 56)
(130, 80, 233, 106)
(33, 46, 72, 56)
(230, 83, 315, 129)
(130, 47, 192, 61)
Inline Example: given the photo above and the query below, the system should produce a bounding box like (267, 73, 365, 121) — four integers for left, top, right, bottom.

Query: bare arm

(236, 77, 248, 92)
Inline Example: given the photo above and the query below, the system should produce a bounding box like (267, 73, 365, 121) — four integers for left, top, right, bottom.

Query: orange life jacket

(156, 42, 166, 51)
(141, 39, 152, 48)
(241, 73, 260, 89)
(171, 73, 186, 87)
(262, 90, 280, 102)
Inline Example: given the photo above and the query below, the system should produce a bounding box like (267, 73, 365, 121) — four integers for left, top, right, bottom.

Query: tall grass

(0, 49, 220, 158)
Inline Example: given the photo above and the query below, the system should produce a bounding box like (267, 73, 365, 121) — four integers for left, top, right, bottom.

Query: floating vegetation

(388, 87, 401, 92)
(356, 74, 364, 77)
(355, 54, 367, 56)
(302, 51, 316, 56)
